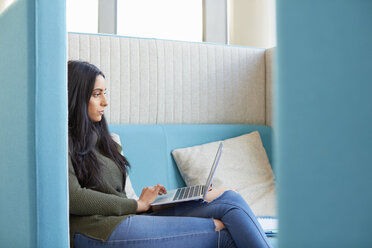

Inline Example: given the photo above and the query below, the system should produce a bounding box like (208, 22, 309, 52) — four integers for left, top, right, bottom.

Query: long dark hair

(68, 60, 130, 190)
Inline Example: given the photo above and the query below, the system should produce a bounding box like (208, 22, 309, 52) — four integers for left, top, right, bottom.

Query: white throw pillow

(172, 131, 276, 217)
(111, 133, 139, 200)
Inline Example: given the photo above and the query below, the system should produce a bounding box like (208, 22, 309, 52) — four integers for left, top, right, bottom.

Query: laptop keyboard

(173, 185, 204, 201)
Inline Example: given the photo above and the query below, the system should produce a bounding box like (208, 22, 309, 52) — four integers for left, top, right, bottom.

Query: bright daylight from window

(67, 0, 98, 33)
(66, 0, 202, 42)
(117, 0, 202, 42)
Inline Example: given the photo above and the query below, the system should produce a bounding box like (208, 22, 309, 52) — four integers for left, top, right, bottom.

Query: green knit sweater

(69, 146, 138, 247)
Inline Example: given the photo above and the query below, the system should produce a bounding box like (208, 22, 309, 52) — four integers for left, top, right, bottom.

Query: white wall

(229, 0, 276, 48)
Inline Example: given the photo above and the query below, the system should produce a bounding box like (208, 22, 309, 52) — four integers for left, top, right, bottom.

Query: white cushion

(172, 131, 276, 216)
(110, 133, 139, 200)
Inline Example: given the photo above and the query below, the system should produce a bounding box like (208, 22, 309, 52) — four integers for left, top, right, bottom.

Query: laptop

(151, 142, 223, 206)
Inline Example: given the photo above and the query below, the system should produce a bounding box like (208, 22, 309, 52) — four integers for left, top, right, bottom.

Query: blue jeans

(74, 190, 271, 248)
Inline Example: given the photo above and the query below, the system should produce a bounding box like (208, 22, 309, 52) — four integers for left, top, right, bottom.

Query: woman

(68, 60, 271, 248)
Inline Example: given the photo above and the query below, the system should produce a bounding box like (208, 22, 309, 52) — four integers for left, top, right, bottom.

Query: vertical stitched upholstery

(265, 47, 275, 127)
(68, 33, 270, 125)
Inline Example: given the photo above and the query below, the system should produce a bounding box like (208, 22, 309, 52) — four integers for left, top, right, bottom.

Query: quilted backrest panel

(265, 47, 275, 127)
(68, 33, 271, 125)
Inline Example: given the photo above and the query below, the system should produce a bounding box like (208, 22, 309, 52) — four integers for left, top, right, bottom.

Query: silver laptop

(151, 142, 223, 206)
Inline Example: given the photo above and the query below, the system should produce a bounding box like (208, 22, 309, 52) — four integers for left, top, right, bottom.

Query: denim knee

(217, 190, 245, 204)
(211, 190, 253, 215)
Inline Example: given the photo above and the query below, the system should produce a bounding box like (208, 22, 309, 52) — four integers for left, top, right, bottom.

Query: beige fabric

(172, 131, 276, 217)
(68, 33, 269, 124)
(265, 47, 275, 127)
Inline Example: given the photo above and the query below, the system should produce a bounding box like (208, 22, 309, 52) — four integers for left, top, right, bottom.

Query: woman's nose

(102, 95, 108, 106)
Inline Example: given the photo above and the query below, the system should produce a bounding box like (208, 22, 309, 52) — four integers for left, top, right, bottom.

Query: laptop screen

(203, 142, 223, 198)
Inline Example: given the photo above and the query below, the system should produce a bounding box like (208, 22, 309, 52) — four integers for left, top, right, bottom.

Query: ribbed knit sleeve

(68, 157, 138, 216)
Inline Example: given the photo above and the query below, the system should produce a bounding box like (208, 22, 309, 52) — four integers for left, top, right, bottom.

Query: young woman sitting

(68, 60, 272, 248)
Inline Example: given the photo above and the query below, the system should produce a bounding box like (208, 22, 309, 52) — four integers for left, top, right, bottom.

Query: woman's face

(88, 75, 108, 122)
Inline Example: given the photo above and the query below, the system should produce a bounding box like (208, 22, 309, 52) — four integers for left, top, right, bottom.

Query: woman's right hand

(136, 184, 166, 213)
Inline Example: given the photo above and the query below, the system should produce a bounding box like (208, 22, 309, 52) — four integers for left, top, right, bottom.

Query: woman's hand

(136, 184, 167, 213)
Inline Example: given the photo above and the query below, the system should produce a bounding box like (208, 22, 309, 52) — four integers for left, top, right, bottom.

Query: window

(66, 0, 276, 47)
(117, 0, 202, 42)
(66, 0, 98, 33)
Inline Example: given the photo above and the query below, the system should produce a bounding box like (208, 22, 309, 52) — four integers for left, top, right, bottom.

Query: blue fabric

(108, 124, 273, 194)
(74, 190, 272, 248)
(0, 0, 37, 246)
(1, 0, 68, 247)
(35, 0, 68, 247)
(276, 1, 372, 247)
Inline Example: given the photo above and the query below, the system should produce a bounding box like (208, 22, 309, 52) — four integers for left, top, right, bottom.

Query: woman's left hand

(157, 184, 167, 195)
(136, 184, 167, 213)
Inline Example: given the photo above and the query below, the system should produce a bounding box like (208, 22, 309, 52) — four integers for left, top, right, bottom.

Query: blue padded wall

(0, 0, 36, 247)
(0, 0, 68, 247)
(35, 0, 68, 247)
(276, 1, 372, 247)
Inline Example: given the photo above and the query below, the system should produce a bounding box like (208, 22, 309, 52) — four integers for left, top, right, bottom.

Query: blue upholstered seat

(109, 124, 273, 192)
